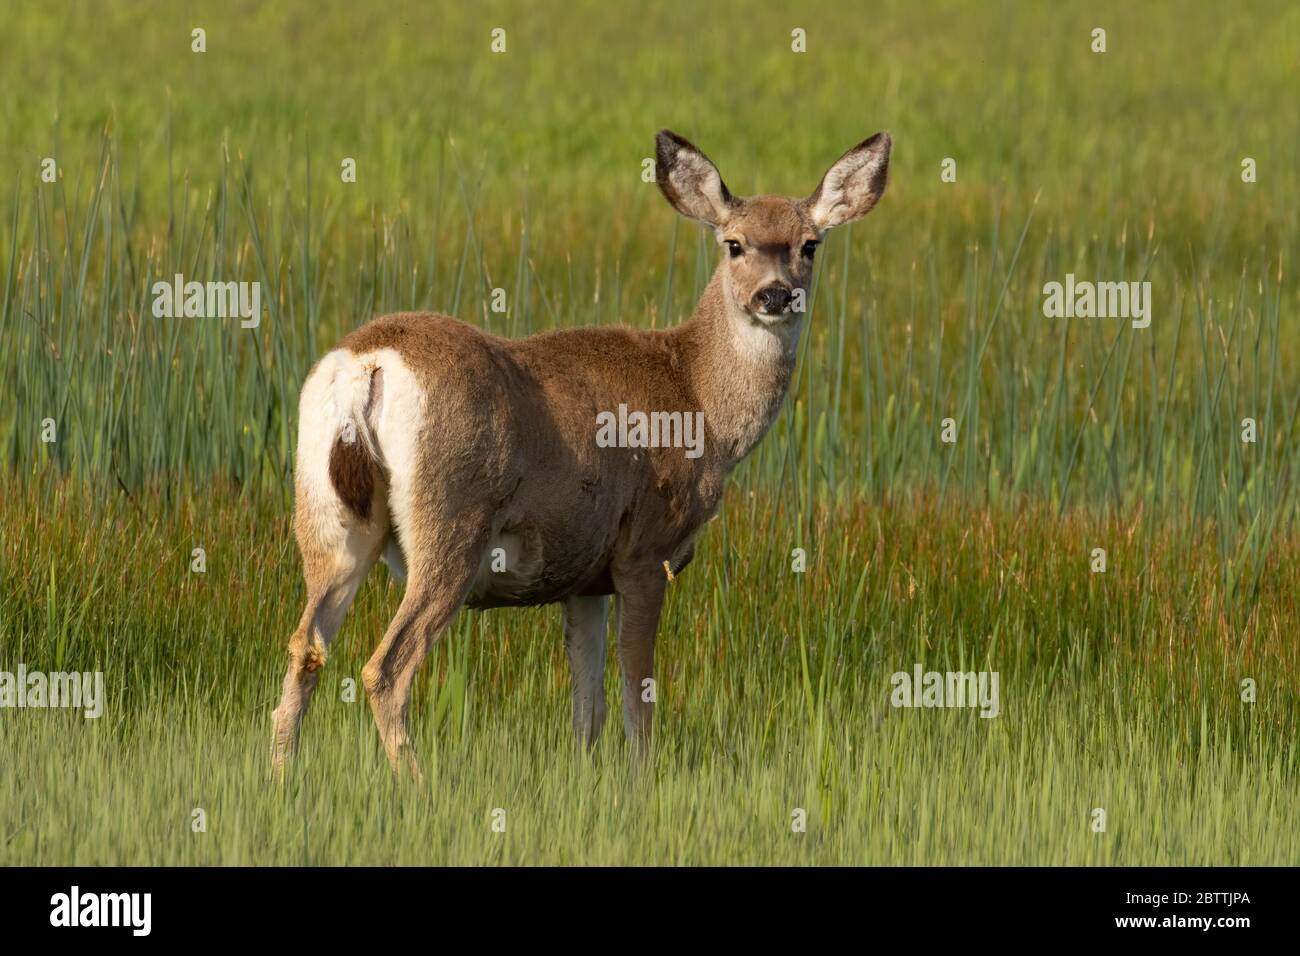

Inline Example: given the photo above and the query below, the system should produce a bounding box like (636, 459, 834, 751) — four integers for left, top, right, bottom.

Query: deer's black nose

(755, 285, 792, 314)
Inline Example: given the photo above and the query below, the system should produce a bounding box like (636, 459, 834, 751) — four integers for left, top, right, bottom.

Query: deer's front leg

(613, 569, 666, 758)
(563, 594, 610, 748)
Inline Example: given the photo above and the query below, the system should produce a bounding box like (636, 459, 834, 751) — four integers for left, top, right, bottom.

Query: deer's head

(655, 129, 891, 324)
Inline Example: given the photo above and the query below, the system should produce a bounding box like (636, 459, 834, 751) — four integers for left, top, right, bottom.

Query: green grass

(1, 0, 1298, 864)
(3, 485, 1298, 864)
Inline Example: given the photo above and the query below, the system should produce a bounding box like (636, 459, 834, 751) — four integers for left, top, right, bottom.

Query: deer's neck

(677, 266, 803, 469)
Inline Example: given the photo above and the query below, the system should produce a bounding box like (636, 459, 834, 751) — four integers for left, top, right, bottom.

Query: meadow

(0, 0, 1297, 864)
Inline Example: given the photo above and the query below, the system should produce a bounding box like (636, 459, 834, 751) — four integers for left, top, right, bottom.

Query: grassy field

(1, 0, 1298, 864)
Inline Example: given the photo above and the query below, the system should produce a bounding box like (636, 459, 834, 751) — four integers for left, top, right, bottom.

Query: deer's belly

(459, 470, 716, 609)
(461, 523, 702, 610)
(463, 526, 612, 609)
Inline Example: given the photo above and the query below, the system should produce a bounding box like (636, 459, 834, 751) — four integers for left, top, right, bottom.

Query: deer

(270, 129, 892, 777)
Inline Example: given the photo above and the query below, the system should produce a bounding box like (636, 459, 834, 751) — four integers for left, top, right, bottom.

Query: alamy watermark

(890, 665, 999, 718)
(1042, 274, 1151, 329)
(151, 274, 262, 328)
(0, 665, 104, 719)
(595, 404, 705, 459)
(50, 886, 150, 936)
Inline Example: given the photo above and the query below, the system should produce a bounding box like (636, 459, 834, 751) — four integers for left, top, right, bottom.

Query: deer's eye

(801, 240, 819, 259)
(725, 240, 743, 258)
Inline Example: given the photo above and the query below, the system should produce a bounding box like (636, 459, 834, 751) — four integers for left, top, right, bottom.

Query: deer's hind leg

(271, 502, 387, 773)
(360, 501, 490, 780)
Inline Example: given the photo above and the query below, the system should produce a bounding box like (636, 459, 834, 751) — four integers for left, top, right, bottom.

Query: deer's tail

(317, 351, 382, 520)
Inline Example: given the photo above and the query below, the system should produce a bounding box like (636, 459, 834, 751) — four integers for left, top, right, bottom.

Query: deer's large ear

(655, 130, 737, 227)
(805, 132, 891, 231)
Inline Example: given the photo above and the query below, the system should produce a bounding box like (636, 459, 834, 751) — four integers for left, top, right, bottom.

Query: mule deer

(271, 129, 892, 776)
